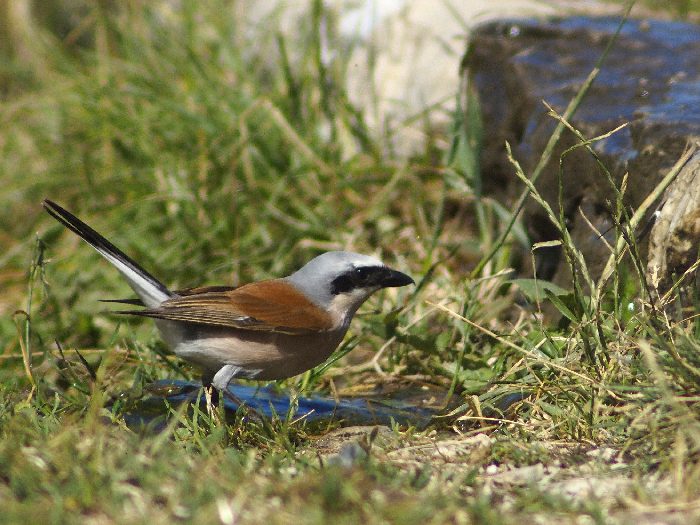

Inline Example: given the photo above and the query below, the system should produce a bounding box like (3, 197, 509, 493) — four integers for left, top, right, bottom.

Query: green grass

(1, 1, 700, 523)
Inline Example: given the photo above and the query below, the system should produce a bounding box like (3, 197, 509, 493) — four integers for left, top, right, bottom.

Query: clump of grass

(419, 3, 700, 507)
(436, 80, 700, 513)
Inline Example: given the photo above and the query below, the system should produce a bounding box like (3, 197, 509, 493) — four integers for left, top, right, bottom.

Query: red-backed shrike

(43, 200, 414, 391)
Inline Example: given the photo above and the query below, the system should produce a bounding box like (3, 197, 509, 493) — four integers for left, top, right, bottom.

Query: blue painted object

(123, 380, 435, 430)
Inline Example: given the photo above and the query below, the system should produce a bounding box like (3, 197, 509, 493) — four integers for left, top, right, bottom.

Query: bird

(42, 199, 414, 392)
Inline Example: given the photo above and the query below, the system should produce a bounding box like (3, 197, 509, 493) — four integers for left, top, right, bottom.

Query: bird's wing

(102, 285, 237, 306)
(117, 279, 334, 335)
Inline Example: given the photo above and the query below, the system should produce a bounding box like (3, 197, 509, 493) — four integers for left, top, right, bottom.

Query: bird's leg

(200, 370, 221, 406)
(211, 364, 244, 391)
(212, 365, 267, 422)
(212, 365, 248, 409)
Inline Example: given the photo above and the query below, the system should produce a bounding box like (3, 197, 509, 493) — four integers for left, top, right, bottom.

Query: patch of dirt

(301, 426, 700, 524)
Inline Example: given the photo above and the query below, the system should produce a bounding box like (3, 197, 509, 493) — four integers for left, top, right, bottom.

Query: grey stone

(463, 17, 700, 290)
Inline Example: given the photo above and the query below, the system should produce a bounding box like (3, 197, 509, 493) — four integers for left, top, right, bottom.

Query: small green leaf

(538, 400, 566, 417)
(544, 289, 579, 322)
(532, 240, 562, 250)
(508, 278, 570, 302)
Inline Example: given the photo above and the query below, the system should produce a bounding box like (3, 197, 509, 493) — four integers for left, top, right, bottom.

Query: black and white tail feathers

(42, 200, 172, 308)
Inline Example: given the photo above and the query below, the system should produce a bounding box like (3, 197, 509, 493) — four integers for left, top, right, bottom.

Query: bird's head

(285, 251, 414, 324)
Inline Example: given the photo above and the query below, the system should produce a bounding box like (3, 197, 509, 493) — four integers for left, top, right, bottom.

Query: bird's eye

(354, 267, 373, 281)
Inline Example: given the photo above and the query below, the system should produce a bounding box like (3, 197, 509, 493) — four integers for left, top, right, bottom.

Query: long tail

(42, 200, 172, 308)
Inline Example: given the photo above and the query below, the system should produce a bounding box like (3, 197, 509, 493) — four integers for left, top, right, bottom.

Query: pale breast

(164, 323, 348, 380)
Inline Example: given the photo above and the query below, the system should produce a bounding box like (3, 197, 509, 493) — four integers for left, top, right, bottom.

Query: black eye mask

(330, 266, 413, 295)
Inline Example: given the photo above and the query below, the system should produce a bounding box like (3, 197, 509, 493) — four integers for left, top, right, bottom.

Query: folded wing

(102, 285, 237, 306)
(118, 279, 334, 335)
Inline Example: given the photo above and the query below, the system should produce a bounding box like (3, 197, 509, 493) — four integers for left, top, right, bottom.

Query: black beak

(379, 268, 415, 289)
